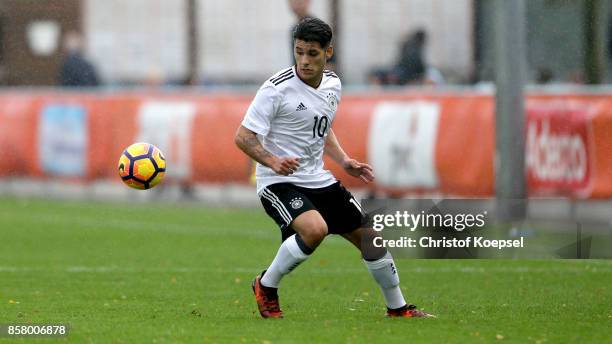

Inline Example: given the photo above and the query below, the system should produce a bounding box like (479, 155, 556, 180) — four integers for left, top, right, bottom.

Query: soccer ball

(117, 143, 166, 190)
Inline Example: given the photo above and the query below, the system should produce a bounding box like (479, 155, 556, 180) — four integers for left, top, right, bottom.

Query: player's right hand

(270, 157, 300, 176)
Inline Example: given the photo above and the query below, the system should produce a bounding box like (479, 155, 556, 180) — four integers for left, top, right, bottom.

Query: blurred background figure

(288, 0, 337, 71)
(535, 67, 554, 84)
(369, 29, 430, 86)
(58, 31, 100, 87)
(395, 29, 428, 85)
(288, 0, 310, 22)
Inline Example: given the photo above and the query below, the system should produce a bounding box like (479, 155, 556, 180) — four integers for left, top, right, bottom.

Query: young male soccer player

(235, 18, 433, 319)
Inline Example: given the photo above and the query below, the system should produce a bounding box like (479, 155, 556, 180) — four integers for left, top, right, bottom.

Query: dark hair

(293, 17, 333, 48)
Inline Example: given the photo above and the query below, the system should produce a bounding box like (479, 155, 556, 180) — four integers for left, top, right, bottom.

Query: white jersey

(242, 66, 342, 195)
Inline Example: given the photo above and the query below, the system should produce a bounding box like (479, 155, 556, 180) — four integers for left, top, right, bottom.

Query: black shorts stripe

(261, 192, 291, 226)
(261, 188, 293, 225)
(263, 188, 293, 223)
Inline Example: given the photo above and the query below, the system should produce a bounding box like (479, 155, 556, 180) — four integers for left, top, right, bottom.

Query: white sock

(260, 234, 311, 288)
(364, 252, 407, 309)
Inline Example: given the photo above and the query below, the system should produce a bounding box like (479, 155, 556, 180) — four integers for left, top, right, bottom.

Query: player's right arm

(234, 126, 299, 176)
(237, 80, 300, 176)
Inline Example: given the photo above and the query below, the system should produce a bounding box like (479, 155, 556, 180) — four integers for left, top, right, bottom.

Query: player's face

(294, 39, 333, 87)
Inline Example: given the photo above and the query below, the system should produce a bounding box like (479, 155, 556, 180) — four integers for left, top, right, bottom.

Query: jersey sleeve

(241, 82, 281, 136)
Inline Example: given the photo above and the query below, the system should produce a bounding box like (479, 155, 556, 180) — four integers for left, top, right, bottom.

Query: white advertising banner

(136, 101, 196, 180)
(368, 101, 440, 188)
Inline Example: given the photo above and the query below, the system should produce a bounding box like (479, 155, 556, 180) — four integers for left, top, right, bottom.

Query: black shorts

(259, 181, 367, 241)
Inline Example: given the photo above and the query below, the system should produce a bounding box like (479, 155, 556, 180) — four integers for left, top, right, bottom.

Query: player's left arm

(324, 129, 374, 183)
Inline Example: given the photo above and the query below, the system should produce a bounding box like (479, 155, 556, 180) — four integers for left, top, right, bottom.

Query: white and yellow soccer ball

(117, 143, 166, 190)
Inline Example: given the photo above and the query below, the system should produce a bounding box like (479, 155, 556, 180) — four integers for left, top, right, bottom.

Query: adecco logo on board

(526, 104, 592, 193)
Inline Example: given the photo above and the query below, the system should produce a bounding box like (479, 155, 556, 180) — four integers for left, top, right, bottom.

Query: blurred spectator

(143, 66, 165, 88)
(370, 29, 429, 86)
(395, 29, 427, 84)
(289, 0, 310, 22)
(535, 67, 554, 84)
(288, 0, 337, 71)
(58, 31, 100, 87)
(568, 70, 585, 85)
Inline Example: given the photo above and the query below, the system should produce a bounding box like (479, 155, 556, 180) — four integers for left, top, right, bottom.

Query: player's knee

(360, 232, 388, 260)
(301, 220, 328, 246)
(362, 245, 388, 261)
(292, 211, 328, 247)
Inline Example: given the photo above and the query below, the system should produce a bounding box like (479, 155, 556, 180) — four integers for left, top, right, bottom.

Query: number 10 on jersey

(312, 115, 329, 138)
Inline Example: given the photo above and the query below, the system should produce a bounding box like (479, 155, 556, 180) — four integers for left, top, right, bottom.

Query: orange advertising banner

(1, 91, 612, 199)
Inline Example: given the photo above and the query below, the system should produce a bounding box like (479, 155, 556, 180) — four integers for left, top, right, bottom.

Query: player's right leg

(253, 184, 328, 318)
(259, 210, 327, 288)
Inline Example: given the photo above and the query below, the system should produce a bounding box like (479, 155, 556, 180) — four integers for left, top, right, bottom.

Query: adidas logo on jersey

(296, 102, 307, 111)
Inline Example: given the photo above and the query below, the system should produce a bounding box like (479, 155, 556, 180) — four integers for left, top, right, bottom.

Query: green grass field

(0, 198, 610, 343)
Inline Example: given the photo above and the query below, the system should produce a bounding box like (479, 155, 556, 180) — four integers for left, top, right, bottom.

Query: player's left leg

(307, 182, 435, 317)
(315, 182, 434, 317)
(342, 228, 435, 318)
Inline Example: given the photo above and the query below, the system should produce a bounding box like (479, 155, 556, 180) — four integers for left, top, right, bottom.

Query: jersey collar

(294, 65, 324, 90)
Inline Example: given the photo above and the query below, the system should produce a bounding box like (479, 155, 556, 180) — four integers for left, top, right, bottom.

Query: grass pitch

(0, 198, 610, 343)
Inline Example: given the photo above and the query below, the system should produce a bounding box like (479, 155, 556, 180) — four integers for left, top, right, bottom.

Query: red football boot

(252, 275, 283, 318)
(386, 304, 436, 318)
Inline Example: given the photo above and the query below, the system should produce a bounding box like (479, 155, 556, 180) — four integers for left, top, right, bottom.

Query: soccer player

(234, 18, 433, 319)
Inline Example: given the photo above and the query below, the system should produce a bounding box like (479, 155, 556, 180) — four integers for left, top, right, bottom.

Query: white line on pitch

(0, 265, 610, 274)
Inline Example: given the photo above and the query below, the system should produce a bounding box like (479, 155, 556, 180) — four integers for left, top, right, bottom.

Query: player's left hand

(342, 158, 375, 184)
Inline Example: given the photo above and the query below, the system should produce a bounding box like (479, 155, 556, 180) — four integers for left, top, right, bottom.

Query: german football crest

(290, 197, 304, 209)
(327, 93, 338, 112)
